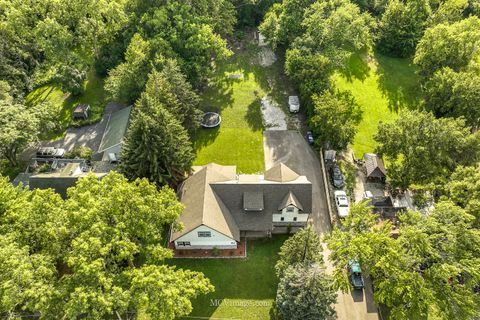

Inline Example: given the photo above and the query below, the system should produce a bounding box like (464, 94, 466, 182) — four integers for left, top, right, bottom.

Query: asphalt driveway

(263, 130, 379, 320)
(49, 102, 124, 152)
(263, 130, 331, 233)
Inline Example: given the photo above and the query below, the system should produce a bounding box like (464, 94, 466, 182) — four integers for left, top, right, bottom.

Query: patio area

(170, 238, 247, 258)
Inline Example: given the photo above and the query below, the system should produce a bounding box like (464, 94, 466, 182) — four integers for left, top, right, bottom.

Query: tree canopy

(275, 227, 324, 278)
(442, 165, 480, 226)
(423, 67, 480, 128)
(0, 99, 39, 166)
(414, 16, 480, 77)
(374, 110, 480, 189)
(0, 173, 213, 319)
(144, 61, 203, 134)
(378, 0, 431, 57)
(326, 201, 480, 320)
(276, 263, 337, 320)
(309, 90, 363, 150)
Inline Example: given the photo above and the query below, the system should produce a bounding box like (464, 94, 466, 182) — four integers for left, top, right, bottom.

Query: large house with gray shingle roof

(170, 163, 312, 250)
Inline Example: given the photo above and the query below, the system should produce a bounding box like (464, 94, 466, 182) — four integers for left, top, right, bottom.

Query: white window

(198, 231, 211, 238)
(280, 217, 285, 221)
(177, 241, 191, 246)
(286, 206, 295, 213)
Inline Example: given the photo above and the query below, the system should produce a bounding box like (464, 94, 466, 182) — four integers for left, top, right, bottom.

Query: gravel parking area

(261, 96, 287, 130)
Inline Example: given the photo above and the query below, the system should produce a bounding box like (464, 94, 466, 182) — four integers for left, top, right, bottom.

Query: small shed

(363, 153, 386, 182)
(73, 104, 90, 120)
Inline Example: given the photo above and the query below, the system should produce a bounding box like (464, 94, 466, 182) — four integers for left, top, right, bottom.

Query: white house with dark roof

(170, 163, 312, 250)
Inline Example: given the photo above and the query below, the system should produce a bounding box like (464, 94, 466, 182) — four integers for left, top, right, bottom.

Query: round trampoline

(201, 112, 221, 128)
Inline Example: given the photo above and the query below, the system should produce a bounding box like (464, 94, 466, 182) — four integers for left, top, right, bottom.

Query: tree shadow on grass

(375, 52, 421, 113)
(201, 77, 235, 113)
(337, 52, 371, 83)
(245, 97, 264, 132)
(26, 86, 57, 106)
(193, 127, 220, 151)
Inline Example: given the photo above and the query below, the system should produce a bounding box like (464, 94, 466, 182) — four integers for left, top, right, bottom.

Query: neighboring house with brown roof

(170, 163, 312, 250)
(364, 153, 387, 182)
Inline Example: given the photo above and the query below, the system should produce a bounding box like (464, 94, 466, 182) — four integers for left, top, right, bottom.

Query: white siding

(174, 225, 237, 249)
(272, 206, 308, 223)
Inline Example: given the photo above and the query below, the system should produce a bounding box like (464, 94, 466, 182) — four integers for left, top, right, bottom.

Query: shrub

(65, 146, 93, 160)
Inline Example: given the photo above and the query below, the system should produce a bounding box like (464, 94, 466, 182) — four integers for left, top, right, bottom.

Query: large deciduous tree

(309, 90, 363, 150)
(326, 201, 480, 320)
(105, 34, 153, 103)
(378, 0, 431, 57)
(284, 50, 333, 103)
(414, 16, 480, 77)
(0, 100, 39, 166)
(442, 165, 480, 226)
(259, 0, 317, 48)
(120, 93, 195, 187)
(276, 263, 337, 320)
(278, 0, 374, 102)
(0, 172, 213, 319)
(423, 67, 480, 128)
(297, 0, 375, 65)
(374, 110, 480, 189)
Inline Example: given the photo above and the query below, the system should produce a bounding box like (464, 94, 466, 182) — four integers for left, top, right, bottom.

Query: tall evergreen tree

(144, 61, 203, 134)
(276, 263, 337, 320)
(275, 227, 324, 278)
(121, 94, 195, 186)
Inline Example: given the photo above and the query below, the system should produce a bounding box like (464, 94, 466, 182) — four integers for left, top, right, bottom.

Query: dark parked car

(306, 131, 314, 145)
(348, 260, 365, 290)
(329, 164, 344, 188)
(36, 147, 66, 159)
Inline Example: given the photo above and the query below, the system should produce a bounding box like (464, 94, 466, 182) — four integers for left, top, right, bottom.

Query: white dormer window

(286, 206, 295, 213)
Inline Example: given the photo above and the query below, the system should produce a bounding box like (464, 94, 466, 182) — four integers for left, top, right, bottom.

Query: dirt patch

(261, 96, 287, 130)
(259, 47, 277, 67)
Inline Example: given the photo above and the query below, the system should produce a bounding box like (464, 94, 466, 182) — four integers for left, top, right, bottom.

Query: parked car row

(334, 190, 350, 218)
(329, 164, 344, 188)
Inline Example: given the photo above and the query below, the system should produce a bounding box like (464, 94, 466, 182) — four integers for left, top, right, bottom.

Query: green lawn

(168, 236, 288, 320)
(331, 52, 420, 158)
(26, 70, 107, 140)
(194, 43, 291, 174)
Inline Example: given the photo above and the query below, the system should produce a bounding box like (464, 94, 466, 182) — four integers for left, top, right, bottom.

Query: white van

(288, 96, 300, 113)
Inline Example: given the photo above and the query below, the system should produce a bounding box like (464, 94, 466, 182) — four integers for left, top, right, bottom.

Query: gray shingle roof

(364, 153, 386, 178)
(171, 163, 240, 241)
(243, 191, 264, 211)
(211, 182, 311, 231)
(264, 163, 300, 182)
(278, 191, 304, 211)
(172, 163, 312, 239)
(98, 105, 132, 153)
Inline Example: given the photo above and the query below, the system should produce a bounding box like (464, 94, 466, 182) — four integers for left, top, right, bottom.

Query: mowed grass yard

(25, 70, 106, 140)
(193, 42, 284, 174)
(168, 236, 288, 320)
(331, 52, 420, 159)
